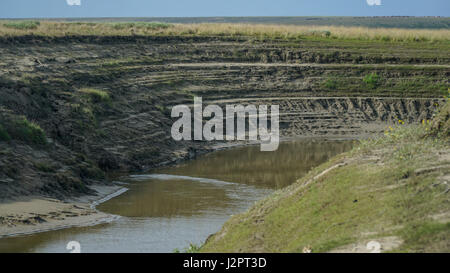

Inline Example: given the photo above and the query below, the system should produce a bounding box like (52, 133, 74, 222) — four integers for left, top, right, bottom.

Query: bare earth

(0, 185, 126, 238)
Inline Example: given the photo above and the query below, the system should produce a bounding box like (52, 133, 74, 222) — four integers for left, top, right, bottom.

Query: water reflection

(98, 177, 233, 217)
(161, 140, 354, 188)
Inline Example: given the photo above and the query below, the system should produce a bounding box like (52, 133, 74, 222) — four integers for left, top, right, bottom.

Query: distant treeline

(46, 16, 450, 29)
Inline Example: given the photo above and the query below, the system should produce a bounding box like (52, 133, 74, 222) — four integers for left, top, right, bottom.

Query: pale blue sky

(0, 0, 449, 18)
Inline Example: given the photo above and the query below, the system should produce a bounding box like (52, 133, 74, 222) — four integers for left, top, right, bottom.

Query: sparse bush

(0, 124, 11, 141)
(363, 73, 381, 89)
(6, 117, 47, 145)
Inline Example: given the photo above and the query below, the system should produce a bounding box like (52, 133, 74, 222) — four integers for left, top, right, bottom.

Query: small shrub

(3, 21, 40, 30)
(363, 73, 381, 89)
(8, 118, 47, 145)
(0, 124, 11, 141)
(184, 243, 201, 253)
(323, 78, 338, 89)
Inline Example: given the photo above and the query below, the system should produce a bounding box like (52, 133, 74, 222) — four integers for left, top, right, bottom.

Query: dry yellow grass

(0, 21, 449, 42)
(174, 23, 450, 42)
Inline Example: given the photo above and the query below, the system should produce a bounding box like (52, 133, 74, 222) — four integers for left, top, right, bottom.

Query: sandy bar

(0, 185, 127, 238)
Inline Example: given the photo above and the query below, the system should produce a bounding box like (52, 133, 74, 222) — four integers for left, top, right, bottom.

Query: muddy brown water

(0, 139, 353, 253)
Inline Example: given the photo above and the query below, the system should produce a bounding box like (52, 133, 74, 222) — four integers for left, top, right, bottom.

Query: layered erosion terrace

(0, 24, 449, 200)
(201, 103, 450, 253)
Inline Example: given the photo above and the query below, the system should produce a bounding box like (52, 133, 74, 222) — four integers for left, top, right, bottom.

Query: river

(0, 139, 353, 253)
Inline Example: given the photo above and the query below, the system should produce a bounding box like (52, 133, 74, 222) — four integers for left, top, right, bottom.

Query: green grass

(390, 78, 448, 95)
(174, 243, 202, 253)
(2, 21, 40, 30)
(306, 29, 331, 38)
(395, 222, 450, 252)
(363, 73, 381, 89)
(323, 77, 339, 90)
(8, 118, 47, 145)
(201, 104, 450, 253)
(155, 104, 171, 116)
(430, 99, 450, 138)
(79, 88, 110, 103)
(109, 22, 172, 30)
(318, 72, 448, 97)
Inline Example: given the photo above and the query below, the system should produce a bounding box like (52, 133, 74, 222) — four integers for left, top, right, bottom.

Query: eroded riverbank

(1, 33, 448, 200)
